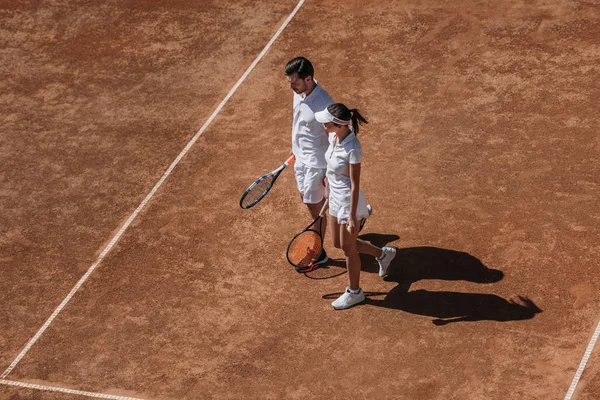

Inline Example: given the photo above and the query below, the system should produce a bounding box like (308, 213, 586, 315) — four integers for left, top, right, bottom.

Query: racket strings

(241, 175, 274, 208)
(287, 230, 322, 267)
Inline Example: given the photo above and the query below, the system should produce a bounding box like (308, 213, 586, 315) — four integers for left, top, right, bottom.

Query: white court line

(1, 0, 305, 383)
(0, 379, 143, 400)
(564, 319, 600, 400)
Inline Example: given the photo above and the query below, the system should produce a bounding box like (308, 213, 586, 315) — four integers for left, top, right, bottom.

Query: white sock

(348, 287, 361, 295)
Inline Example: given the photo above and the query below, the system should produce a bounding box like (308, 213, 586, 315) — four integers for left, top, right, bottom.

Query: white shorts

(294, 161, 326, 204)
(329, 189, 370, 224)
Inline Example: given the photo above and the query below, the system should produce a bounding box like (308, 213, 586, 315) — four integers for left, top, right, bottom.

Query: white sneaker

(377, 246, 397, 277)
(331, 287, 365, 310)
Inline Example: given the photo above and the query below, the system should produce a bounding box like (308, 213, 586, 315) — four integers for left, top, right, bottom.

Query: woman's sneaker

(376, 246, 397, 277)
(332, 287, 365, 310)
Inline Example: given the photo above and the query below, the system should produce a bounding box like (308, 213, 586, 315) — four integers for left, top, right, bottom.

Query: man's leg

(303, 197, 328, 265)
(306, 198, 327, 239)
(296, 163, 328, 265)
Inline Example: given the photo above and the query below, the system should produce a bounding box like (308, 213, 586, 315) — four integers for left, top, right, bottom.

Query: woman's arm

(348, 162, 361, 234)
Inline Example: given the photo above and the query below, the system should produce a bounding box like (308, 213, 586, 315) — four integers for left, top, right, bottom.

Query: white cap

(315, 107, 350, 125)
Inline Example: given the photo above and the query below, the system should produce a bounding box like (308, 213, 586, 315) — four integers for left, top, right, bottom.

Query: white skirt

(329, 189, 370, 224)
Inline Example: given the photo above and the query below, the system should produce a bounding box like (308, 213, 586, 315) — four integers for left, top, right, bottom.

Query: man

(285, 57, 333, 266)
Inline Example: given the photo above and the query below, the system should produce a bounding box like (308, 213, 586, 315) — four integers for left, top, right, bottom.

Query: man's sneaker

(377, 246, 397, 277)
(295, 249, 328, 273)
(359, 204, 373, 232)
(313, 249, 328, 265)
(332, 287, 365, 310)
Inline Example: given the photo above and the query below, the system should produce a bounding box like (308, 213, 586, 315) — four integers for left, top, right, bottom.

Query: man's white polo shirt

(292, 83, 334, 169)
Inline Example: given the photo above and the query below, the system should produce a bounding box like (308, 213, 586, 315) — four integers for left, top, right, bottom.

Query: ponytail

(327, 103, 369, 135)
(350, 108, 368, 135)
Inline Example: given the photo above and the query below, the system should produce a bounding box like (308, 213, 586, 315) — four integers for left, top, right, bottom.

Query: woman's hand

(346, 215, 358, 235)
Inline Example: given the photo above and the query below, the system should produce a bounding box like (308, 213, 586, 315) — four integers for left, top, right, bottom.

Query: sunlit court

(1, 0, 599, 399)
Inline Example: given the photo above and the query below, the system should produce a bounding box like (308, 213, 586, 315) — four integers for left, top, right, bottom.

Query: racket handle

(318, 199, 329, 217)
(284, 154, 295, 166)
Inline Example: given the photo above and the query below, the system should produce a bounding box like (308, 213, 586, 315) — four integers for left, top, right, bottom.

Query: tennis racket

(240, 154, 295, 209)
(286, 199, 329, 272)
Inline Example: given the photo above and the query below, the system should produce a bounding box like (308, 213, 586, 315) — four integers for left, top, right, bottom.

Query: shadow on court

(357, 234, 505, 283)
(364, 290, 542, 325)
(320, 234, 542, 324)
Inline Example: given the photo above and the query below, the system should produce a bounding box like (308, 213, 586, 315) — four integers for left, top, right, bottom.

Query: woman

(315, 103, 397, 310)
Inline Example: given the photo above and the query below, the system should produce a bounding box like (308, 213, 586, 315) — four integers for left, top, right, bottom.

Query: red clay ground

(2, 0, 599, 399)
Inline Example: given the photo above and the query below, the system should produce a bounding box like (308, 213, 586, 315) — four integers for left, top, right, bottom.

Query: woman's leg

(341, 223, 361, 291)
(357, 238, 397, 278)
(356, 239, 383, 258)
(331, 221, 366, 309)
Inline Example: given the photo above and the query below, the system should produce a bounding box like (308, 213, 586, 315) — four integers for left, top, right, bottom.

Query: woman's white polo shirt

(325, 130, 370, 223)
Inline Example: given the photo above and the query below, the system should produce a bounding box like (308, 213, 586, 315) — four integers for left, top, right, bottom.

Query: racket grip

(318, 199, 329, 217)
(284, 154, 295, 165)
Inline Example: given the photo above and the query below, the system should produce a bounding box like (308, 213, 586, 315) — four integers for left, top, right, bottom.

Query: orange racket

(286, 199, 329, 272)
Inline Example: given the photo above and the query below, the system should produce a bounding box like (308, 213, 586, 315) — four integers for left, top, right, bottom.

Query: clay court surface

(1, 0, 599, 398)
